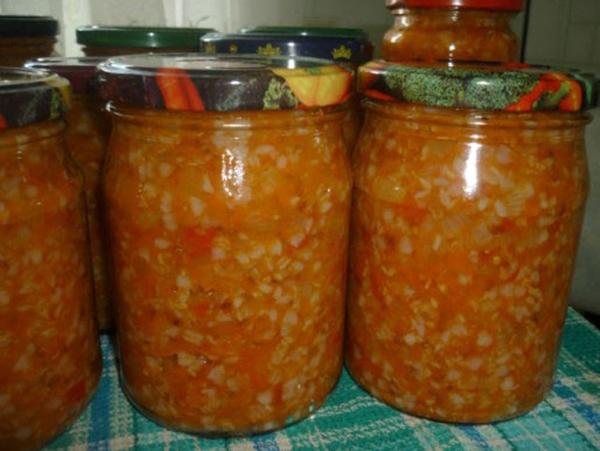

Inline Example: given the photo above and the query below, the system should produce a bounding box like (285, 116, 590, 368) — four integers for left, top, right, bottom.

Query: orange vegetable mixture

(382, 9, 518, 63)
(105, 106, 351, 433)
(347, 101, 588, 423)
(64, 94, 113, 330)
(0, 121, 102, 449)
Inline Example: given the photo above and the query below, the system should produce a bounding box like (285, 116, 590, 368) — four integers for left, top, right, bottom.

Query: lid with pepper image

(25, 57, 106, 96)
(98, 54, 354, 112)
(359, 60, 598, 112)
(0, 67, 70, 129)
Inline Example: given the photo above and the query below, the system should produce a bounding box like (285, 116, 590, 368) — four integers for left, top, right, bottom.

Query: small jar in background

(99, 54, 353, 434)
(348, 60, 595, 423)
(0, 16, 58, 67)
(26, 57, 114, 332)
(382, 0, 524, 63)
(201, 27, 372, 150)
(76, 26, 215, 56)
(0, 68, 101, 450)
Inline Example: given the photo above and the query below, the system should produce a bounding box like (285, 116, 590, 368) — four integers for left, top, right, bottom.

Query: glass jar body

(0, 36, 56, 67)
(104, 105, 352, 434)
(382, 8, 519, 63)
(64, 94, 113, 331)
(346, 101, 589, 423)
(0, 120, 102, 449)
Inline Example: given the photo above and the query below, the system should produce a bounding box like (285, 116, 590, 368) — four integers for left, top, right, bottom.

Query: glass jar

(77, 26, 215, 56)
(348, 61, 595, 423)
(0, 69, 101, 449)
(26, 57, 114, 332)
(200, 30, 372, 151)
(383, 0, 523, 63)
(0, 16, 58, 67)
(99, 55, 353, 434)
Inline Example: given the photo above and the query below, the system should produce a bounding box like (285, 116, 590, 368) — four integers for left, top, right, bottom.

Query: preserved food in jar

(383, 0, 523, 63)
(348, 61, 595, 423)
(200, 29, 373, 151)
(0, 16, 58, 67)
(77, 26, 215, 56)
(26, 57, 113, 331)
(99, 54, 353, 434)
(0, 69, 101, 450)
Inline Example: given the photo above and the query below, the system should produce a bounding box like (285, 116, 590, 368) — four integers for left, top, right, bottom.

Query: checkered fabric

(46, 308, 600, 450)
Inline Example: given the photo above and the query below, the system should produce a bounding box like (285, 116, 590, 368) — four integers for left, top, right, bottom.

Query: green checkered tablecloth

(46, 308, 600, 450)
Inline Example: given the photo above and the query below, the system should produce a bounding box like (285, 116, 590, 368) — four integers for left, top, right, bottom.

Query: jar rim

(25, 57, 105, 96)
(0, 67, 70, 129)
(385, 0, 524, 11)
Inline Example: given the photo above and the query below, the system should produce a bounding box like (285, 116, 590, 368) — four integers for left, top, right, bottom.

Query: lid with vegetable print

(200, 32, 373, 66)
(0, 15, 59, 37)
(359, 60, 598, 112)
(0, 67, 70, 129)
(76, 26, 215, 49)
(385, 0, 525, 10)
(98, 54, 354, 112)
(25, 57, 105, 96)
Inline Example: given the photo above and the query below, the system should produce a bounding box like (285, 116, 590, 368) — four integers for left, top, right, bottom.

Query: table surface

(46, 308, 600, 450)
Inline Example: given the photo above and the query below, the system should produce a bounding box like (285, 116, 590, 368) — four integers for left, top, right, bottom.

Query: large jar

(200, 29, 373, 151)
(348, 61, 595, 423)
(77, 26, 215, 56)
(383, 0, 523, 63)
(99, 54, 353, 434)
(0, 16, 58, 67)
(26, 57, 113, 332)
(0, 69, 101, 449)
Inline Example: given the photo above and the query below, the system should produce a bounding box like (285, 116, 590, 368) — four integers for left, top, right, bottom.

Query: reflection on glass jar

(348, 61, 594, 423)
(0, 70, 101, 450)
(100, 55, 352, 435)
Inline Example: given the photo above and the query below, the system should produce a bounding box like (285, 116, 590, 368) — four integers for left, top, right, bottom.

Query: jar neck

(107, 103, 348, 131)
(0, 119, 65, 149)
(391, 7, 515, 28)
(364, 100, 590, 140)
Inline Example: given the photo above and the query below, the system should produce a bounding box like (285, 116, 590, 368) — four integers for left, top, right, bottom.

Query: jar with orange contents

(99, 54, 353, 434)
(348, 61, 596, 423)
(383, 0, 523, 63)
(0, 68, 101, 449)
(0, 16, 58, 67)
(26, 57, 113, 332)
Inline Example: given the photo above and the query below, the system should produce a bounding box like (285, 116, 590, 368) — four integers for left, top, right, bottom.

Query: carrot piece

(179, 74, 205, 111)
(0, 115, 7, 129)
(156, 68, 189, 110)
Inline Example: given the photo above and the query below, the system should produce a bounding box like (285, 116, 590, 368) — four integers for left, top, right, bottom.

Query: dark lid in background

(200, 32, 373, 65)
(385, 0, 525, 10)
(25, 57, 106, 96)
(76, 26, 215, 49)
(240, 25, 369, 40)
(359, 60, 597, 112)
(0, 15, 59, 37)
(0, 67, 70, 129)
(98, 53, 354, 112)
